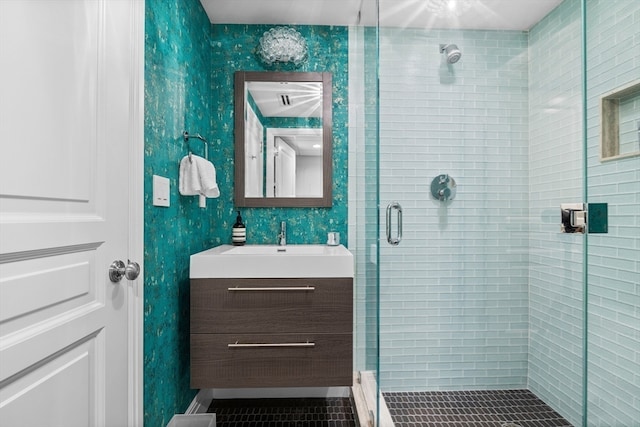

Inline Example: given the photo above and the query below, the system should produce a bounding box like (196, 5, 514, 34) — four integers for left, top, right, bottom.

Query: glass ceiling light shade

(258, 27, 308, 67)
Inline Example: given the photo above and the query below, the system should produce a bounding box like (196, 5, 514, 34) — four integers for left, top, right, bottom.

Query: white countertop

(190, 244, 354, 279)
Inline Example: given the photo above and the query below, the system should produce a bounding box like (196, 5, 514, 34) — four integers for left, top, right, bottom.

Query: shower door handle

(386, 202, 403, 246)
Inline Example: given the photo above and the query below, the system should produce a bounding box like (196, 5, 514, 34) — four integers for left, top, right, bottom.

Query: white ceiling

(199, 0, 564, 30)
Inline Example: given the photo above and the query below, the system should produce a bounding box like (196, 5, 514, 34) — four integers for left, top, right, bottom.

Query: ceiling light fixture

(424, 0, 472, 17)
(257, 27, 308, 67)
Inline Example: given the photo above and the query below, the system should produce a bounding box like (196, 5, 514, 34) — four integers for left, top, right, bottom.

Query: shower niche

(600, 79, 640, 161)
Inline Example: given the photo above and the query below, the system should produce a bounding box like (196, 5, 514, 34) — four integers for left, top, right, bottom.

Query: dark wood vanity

(190, 277, 353, 388)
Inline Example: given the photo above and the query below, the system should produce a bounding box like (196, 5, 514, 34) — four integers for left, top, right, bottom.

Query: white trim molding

(127, 0, 145, 425)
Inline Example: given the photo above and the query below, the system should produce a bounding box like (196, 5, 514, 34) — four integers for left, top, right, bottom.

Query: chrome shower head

(440, 44, 461, 64)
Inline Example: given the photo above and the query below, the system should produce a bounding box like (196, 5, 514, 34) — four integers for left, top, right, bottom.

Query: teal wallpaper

(210, 24, 349, 246)
(144, 3, 349, 425)
(144, 1, 213, 426)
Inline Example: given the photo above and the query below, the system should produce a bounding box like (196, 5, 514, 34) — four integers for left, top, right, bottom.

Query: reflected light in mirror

(247, 81, 322, 118)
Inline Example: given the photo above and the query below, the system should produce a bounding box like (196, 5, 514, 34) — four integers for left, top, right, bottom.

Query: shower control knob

(431, 174, 456, 202)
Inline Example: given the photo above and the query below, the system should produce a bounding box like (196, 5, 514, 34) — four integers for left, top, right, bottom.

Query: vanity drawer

(191, 278, 352, 334)
(190, 333, 352, 388)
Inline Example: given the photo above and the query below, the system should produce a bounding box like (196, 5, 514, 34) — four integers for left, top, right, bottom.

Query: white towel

(179, 155, 200, 196)
(179, 154, 220, 198)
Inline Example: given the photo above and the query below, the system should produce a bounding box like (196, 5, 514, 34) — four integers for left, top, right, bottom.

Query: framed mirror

(234, 71, 332, 207)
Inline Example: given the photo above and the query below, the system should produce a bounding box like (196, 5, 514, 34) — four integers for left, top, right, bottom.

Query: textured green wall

(144, 1, 213, 425)
(209, 24, 349, 246)
(144, 4, 349, 425)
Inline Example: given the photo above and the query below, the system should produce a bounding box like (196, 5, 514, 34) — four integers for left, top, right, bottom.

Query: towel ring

(183, 131, 208, 163)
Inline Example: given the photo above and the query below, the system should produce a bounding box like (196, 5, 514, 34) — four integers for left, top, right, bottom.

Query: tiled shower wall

(376, 28, 530, 391)
(529, 1, 640, 425)
(584, 0, 640, 425)
(527, 0, 585, 424)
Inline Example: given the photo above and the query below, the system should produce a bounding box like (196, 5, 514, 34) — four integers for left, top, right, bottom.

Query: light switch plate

(153, 175, 170, 207)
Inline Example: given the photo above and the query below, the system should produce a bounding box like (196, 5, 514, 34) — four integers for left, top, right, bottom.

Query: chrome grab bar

(228, 341, 315, 348)
(227, 286, 315, 292)
(386, 202, 403, 246)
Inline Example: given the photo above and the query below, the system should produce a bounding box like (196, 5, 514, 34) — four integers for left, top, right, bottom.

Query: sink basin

(190, 244, 353, 278)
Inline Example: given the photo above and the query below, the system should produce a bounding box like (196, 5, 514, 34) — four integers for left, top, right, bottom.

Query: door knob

(109, 260, 141, 283)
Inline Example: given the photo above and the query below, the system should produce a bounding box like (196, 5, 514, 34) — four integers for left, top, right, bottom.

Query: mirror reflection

(235, 71, 332, 207)
(244, 81, 323, 198)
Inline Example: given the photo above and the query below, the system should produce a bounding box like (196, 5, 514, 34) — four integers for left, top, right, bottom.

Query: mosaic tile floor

(384, 389, 573, 427)
(207, 397, 357, 427)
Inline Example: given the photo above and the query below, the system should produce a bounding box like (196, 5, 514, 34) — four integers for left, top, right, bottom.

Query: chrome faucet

(278, 221, 286, 246)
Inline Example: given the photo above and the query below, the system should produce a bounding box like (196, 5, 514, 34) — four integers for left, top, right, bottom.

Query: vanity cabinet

(190, 277, 353, 388)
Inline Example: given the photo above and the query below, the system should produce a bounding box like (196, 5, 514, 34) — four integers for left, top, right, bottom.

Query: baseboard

(186, 386, 350, 414)
(211, 386, 350, 399)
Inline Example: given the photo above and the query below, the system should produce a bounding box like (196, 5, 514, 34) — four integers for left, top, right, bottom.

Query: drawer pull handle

(228, 341, 315, 348)
(227, 286, 315, 292)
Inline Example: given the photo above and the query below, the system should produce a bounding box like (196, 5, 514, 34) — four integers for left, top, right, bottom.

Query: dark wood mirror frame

(234, 71, 333, 207)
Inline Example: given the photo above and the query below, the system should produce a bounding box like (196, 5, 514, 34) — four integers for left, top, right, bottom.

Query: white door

(0, 1, 143, 426)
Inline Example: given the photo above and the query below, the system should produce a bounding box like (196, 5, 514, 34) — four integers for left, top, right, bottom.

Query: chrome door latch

(561, 203, 608, 234)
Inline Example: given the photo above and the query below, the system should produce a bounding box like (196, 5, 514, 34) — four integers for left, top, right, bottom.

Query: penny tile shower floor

(384, 389, 573, 427)
(207, 397, 356, 427)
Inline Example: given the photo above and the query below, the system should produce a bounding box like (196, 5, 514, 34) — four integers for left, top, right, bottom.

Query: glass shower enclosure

(350, 0, 639, 425)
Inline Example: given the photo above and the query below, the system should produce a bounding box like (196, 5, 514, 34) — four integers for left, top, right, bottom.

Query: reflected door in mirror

(274, 137, 296, 197)
(265, 128, 323, 198)
(245, 103, 264, 197)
